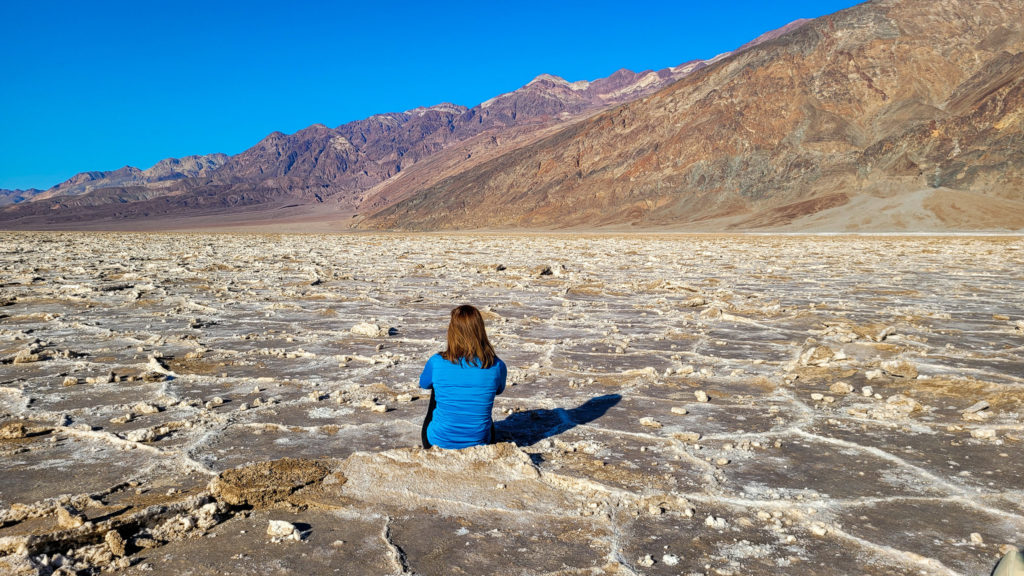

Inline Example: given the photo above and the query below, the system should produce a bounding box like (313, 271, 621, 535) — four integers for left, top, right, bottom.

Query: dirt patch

(209, 458, 333, 508)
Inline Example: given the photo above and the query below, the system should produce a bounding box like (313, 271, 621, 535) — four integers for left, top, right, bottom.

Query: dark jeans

(421, 390, 437, 449)
(421, 389, 495, 449)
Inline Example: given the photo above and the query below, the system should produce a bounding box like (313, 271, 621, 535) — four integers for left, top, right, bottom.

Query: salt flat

(0, 232, 1022, 576)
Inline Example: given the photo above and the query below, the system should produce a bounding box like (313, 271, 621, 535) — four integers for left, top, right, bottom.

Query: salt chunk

(799, 346, 834, 367)
(13, 349, 40, 364)
(110, 413, 133, 425)
(971, 428, 997, 439)
(351, 322, 393, 338)
(106, 530, 127, 556)
(695, 390, 709, 402)
(672, 432, 701, 443)
(639, 417, 662, 428)
(662, 553, 680, 566)
(637, 554, 655, 567)
(705, 514, 727, 529)
(133, 402, 160, 414)
(57, 505, 85, 529)
(267, 520, 302, 541)
(962, 400, 990, 414)
(125, 428, 156, 443)
(829, 381, 854, 394)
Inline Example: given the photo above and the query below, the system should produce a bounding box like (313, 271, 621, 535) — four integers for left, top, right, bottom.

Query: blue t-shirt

(419, 353, 507, 449)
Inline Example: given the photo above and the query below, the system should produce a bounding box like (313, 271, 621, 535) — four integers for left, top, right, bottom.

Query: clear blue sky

(0, 0, 863, 190)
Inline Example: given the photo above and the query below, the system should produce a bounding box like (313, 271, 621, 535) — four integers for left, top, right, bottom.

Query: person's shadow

(495, 394, 621, 447)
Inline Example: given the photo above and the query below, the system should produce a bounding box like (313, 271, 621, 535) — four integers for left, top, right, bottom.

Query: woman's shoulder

(488, 357, 506, 372)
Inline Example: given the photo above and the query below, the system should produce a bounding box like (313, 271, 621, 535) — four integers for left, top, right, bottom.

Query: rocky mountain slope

(361, 0, 1024, 231)
(0, 21, 802, 230)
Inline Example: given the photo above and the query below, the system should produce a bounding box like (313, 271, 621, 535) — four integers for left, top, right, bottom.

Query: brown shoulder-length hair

(441, 304, 497, 369)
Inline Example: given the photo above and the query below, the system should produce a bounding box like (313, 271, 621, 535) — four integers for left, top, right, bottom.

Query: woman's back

(420, 353, 506, 449)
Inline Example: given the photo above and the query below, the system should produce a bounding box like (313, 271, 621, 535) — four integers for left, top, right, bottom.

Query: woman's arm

(419, 356, 435, 389)
(496, 359, 507, 395)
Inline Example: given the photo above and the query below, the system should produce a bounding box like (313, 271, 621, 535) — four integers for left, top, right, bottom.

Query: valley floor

(1, 233, 1022, 575)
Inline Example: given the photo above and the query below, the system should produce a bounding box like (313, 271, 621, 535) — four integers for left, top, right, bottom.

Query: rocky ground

(0, 232, 1021, 576)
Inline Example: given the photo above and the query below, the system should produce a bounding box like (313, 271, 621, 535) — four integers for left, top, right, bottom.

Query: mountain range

(2, 0, 1022, 232)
